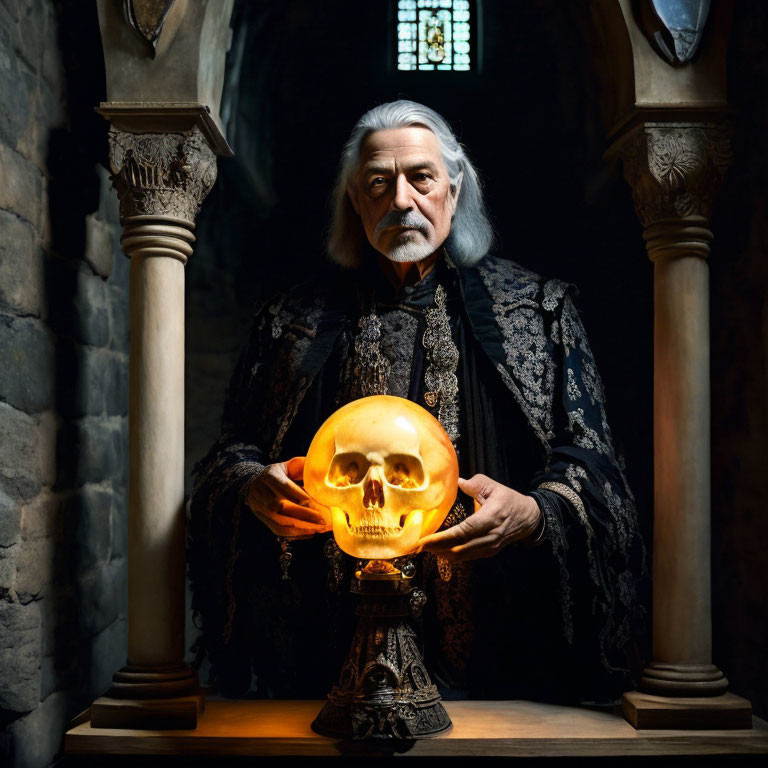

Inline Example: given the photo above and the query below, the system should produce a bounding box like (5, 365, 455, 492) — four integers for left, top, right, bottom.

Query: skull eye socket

(328, 452, 370, 487)
(385, 454, 424, 489)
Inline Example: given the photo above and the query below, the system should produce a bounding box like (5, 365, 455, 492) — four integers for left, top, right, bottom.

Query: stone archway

(90, 0, 751, 732)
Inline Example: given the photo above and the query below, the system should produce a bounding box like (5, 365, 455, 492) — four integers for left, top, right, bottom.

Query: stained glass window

(397, 0, 472, 71)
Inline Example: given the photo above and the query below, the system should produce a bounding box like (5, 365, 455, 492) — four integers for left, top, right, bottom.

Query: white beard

(384, 232, 435, 263)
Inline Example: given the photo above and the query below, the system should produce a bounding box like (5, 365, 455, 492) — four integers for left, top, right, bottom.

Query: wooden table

(65, 699, 768, 758)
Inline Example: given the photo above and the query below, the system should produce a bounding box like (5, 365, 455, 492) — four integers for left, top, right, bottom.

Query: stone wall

(0, 2, 128, 766)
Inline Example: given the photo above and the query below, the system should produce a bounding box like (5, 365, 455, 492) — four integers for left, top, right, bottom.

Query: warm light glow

(304, 395, 459, 559)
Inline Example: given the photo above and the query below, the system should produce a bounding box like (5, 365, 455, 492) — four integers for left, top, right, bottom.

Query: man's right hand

(247, 456, 332, 538)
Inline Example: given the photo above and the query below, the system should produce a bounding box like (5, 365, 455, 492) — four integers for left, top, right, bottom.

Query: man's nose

(391, 174, 413, 212)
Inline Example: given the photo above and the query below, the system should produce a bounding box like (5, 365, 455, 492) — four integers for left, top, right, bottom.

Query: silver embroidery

(422, 284, 460, 442)
(347, 311, 391, 399)
(569, 407, 611, 456)
(478, 259, 556, 441)
(566, 368, 580, 401)
(344, 284, 461, 444)
(565, 463, 588, 493)
(269, 296, 290, 339)
(542, 278, 569, 312)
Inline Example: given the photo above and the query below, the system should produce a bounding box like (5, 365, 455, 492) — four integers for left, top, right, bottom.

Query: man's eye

(370, 177, 386, 187)
(413, 173, 432, 182)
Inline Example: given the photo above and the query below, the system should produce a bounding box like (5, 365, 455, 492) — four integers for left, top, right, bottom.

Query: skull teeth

(349, 524, 402, 538)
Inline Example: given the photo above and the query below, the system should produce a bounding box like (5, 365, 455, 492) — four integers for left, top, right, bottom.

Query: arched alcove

(187, 0, 654, 557)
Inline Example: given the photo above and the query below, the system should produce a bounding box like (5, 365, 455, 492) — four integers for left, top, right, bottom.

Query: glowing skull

(304, 395, 458, 560)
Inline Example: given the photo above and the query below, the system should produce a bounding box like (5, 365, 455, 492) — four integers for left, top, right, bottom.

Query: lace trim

(537, 481, 586, 518)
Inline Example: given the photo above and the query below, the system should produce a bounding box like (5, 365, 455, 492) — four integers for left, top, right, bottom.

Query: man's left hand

(416, 474, 542, 562)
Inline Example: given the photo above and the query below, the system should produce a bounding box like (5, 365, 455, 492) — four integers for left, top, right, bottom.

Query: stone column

(619, 122, 750, 728)
(90, 126, 217, 729)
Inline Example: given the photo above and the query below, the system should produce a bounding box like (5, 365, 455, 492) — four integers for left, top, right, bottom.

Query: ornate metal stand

(312, 560, 452, 740)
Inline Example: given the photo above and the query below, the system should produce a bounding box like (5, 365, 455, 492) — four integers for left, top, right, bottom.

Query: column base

(623, 691, 752, 730)
(90, 664, 205, 729)
(640, 662, 728, 696)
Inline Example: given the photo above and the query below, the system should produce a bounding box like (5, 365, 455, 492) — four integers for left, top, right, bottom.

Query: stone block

(0, 315, 55, 413)
(38, 587, 77, 660)
(0, 209, 43, 317)
(41, 15, 64, 95)
(39, 654, 59, 702)
(7, 690, 70, 768)
(46, 261, 110, 348)
(73, 271, 110, 348)
(11, 0, 45, 76)
(14, 534, 54, 603)
(108, 284, 130, 351)
(0, 142, 42, 229)
(76, 274, 110, 348)
(0, 543, 17, 596)
(0, 22, 29, 150)
(62, 345, 113, 418)
(17, 76, 65, 172)
(110, 490, 127, 560)
(0, 402, 41, 502)
(0, 599, 41, 712)
(63, 347, 129, 419)
(36, 409, 57, 489)
(38, 591, 80, 701)
(0, 0, 19, 24)
(89, 617, 127, 698)
(84, 213, 115, 279)
(71, 484, 112, 568)
(112, 418, 128, 487)
(57, 420, 119, 487)
(0, 486, 20, 547)
(104, 352, 129, 417)
(77, 564, 118, 637)
(108, 556, 128, 619)
(19, 490, 57, 541)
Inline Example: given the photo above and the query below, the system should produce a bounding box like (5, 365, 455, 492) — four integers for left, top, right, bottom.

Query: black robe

(188, 254, 646, 703)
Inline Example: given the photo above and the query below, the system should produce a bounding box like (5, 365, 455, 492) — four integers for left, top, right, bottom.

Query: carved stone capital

(108, 125, 217, 224)
(620, 122, 732, 229)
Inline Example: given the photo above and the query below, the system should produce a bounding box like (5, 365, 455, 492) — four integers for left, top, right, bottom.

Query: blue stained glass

(397, 0, 472, 71)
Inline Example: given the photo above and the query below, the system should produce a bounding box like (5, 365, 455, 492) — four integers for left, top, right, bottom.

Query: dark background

(186, 0, 768, 718)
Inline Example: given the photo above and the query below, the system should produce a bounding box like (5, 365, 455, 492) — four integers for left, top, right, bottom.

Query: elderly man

(189, 101, 644, 703)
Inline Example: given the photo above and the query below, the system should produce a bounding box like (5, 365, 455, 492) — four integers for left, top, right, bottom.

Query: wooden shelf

(65, 699, 768, 758)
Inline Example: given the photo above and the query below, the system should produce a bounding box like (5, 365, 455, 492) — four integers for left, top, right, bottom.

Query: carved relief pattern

(108, 126, 217, 222)
(621, 122, 732, 227)
(312, 591, 451, 740)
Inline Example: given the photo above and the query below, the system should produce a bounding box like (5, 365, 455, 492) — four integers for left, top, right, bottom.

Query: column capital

(618, 122, 732, 230)
(106, 125, 217, 263)
(108, 125, 217, 224)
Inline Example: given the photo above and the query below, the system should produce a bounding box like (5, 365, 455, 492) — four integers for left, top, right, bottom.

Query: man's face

(348, 127, 459, 263)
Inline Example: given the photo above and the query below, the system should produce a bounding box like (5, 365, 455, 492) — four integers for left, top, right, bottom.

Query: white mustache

(373, 210, 432, 240)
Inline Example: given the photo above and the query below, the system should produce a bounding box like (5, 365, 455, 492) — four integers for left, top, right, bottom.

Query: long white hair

(327, 100, 494, 268)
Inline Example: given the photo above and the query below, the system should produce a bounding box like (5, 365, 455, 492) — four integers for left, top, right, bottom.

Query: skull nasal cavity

(363, 477, 385, 508)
